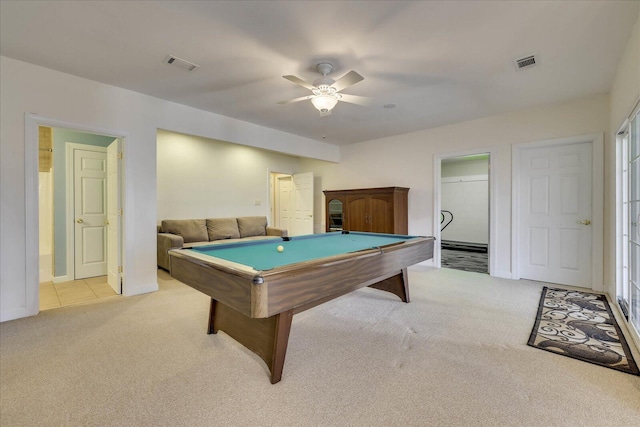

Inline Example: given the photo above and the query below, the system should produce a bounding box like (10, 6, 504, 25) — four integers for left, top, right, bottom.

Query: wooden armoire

(323, 187, 409, 234)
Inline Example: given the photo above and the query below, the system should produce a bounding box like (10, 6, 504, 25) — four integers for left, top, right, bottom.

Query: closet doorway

(435, 152, 493, 274)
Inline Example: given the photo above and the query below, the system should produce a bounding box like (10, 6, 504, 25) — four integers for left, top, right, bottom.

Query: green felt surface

(190, 232, 415, 271)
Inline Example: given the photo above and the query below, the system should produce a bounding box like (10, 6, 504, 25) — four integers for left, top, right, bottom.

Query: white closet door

(74, 148, 107, 279)
(518, 142, 593, 287)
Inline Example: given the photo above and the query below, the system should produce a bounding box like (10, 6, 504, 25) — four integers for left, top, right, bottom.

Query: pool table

(169, 231, 434, 383)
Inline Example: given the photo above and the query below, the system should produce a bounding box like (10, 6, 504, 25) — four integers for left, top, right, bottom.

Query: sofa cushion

(161, 219, 208, 243)
(206, 218, 240, 241)
(237, 216, 267, 238)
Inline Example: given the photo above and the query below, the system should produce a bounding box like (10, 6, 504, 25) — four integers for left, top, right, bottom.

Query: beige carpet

(2, 267, 639, 426)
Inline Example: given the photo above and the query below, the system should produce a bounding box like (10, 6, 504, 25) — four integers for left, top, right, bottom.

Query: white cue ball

(277, 245, 284, 252)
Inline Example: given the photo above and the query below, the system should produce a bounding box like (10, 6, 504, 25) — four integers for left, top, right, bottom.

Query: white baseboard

(491, 270, 512, 279)
(409, 264, 435, 272)
(0, 306, 38, 322)
(123, 281, 159, 297)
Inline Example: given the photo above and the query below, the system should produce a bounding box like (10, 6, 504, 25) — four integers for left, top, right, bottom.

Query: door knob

(105, 219, 110, 225)
(577, 219, 591, 225)
(76, 218, 84, 224)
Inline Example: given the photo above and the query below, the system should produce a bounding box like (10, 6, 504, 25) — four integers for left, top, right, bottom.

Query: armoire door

(346, 196, 368, 231)
(369, 194, 393, 233)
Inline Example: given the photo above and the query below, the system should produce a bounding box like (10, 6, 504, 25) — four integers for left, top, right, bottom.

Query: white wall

(441, 179, 488, 245)
(440, 156, 489, 245)
(441, 157, 489, 178)
(0, 56, 339, 322)
(157, 130, 302, 221)
(301, 94, 610, 279)
(38, 171, 53, 283)
(38, 172, 53, 254)
(440, 157, 489, 245)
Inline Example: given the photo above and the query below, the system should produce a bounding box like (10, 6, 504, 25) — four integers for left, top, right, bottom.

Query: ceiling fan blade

(282, 75, 316, 91)
(277, 95, 314, 105)
(339, 93, 371, 106)
(331, 71, 364, 92)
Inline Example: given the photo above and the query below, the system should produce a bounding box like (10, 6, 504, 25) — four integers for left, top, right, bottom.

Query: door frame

(433, 147, 497, 275)
(615, 99, 640, 350)
(511, 133, 604, 291)
(25, 114, 127, 312)
(65, 143, 108, 281)
(106, 139, 122, 294)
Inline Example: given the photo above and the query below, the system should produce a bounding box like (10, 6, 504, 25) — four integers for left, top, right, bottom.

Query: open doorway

(439, 154, 490, 274)
(35, 123, 123, 310)
(434, 150, 495, 275)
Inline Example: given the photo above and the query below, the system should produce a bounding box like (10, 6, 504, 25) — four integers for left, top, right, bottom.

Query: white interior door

(106, 139, 121, 294)
(518, 142, 593, 287)
(276, 175, 293, 232)
(292, 172, 314, 236)
(74, 148, 108, 279)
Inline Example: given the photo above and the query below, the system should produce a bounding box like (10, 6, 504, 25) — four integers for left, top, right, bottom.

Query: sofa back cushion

(206, 218, 240, 241)
(161, 219, 208, 243)
(237, 216, 267, 238)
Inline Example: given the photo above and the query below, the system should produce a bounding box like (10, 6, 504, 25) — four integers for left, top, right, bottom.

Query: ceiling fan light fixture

(311, 95, 339, 113)
(279, 62, 365, 115)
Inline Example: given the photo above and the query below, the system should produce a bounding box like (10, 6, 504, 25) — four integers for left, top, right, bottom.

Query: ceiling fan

(278, 62, 369, 116)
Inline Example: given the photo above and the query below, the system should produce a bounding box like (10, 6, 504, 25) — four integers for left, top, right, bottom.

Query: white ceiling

(1, 1, 638, 145)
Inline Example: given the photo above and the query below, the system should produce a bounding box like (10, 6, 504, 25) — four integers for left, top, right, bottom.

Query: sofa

(157, 216, 287, 271)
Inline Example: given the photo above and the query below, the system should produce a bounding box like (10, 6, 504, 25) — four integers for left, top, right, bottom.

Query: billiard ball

(277, 245, 284, 252)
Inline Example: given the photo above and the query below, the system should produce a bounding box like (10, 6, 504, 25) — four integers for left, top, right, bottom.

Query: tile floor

(40, 276, 117, 310)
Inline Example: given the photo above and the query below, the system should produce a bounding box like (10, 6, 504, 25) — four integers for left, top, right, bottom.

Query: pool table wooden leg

(368, 268, 410, 303)
(207, 298, 294, 384)
(270, 309, 293, 384)
(207, 298, 216, 334)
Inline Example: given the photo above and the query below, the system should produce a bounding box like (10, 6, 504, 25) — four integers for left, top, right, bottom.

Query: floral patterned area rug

(528, 287, 639, 376)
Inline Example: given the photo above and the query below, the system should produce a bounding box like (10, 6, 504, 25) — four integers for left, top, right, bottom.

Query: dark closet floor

(441, 248, 488, 274)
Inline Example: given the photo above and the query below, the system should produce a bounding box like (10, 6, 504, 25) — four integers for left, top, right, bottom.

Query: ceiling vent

(164, 55, 199, 71)
(514, 54, 538, 70)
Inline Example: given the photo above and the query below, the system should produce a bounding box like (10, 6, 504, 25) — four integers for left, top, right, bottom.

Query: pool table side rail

(170, 244, 394, 318)
(170, 236, 434, 319)
(262, 236, 434, 317)
(170, 248, 261, 276)
(172, 234, 430, 277)
(170, 254, 255, 317)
